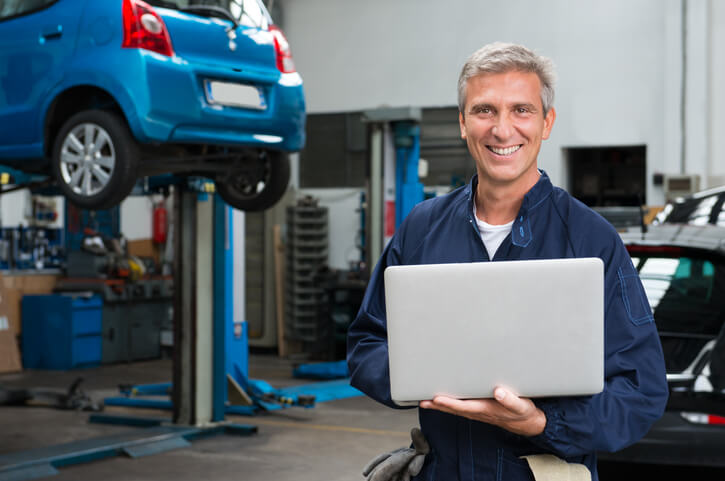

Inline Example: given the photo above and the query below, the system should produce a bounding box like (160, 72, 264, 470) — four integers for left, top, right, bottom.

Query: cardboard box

(128, 238, 160, 265)
(1, 274, 59, 293)
(0, 291, 21, 374)
(0, 274, 58, 335)
(1, 287, 21, 338)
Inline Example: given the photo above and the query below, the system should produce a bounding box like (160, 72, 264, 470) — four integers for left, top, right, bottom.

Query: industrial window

(566, 145, 647, 207)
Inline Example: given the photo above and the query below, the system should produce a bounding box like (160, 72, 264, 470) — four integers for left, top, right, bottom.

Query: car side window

(0, 0, 55, 20)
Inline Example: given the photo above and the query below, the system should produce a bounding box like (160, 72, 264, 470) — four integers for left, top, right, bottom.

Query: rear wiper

(146, 0, 180, 8)
(180, 5, 239, 32)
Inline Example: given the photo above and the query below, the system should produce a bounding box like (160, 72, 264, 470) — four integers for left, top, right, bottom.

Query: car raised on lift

(0, 0, 305, 211)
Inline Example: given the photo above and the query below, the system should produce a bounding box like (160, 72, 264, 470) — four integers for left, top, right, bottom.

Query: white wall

(120, 195, 153, 240)
(710, 0, 725, 187)
(0, 190, 65, 228)
(279, 0, 725, 204)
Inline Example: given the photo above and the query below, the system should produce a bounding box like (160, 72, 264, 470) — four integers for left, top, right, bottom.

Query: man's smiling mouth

(487, 145, 522, 156)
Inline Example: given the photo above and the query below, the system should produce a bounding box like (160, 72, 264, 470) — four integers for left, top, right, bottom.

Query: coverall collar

(465, 170, 554, 248)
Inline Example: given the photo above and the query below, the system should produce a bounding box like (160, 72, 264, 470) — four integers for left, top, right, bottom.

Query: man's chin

(478, 166, 538, 188)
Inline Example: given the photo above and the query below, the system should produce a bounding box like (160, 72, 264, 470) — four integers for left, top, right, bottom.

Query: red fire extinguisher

(153, 202, 167, 244)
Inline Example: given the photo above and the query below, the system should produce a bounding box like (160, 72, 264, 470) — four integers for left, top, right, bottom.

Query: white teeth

(490, 145, 522, 155)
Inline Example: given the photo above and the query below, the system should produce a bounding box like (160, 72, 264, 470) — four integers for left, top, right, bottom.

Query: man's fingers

(430, 396, 485, 414)
(421, 392, 545, 436)
(422, 392, 531, 418)
(427, 396, 500, 418)
(493, 387, 530, 416)
(420, 399, 460, 417)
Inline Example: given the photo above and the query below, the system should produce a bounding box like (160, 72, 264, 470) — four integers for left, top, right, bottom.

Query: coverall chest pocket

(617, 265, 654, 326)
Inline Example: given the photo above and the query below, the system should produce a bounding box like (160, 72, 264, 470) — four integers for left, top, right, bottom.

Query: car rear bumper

(598, 411, 725, 467)
(129, 51, 305, 152)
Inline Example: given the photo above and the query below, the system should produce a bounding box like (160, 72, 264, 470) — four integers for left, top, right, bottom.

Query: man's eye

(516, 107, 530, 114)
(474, 107, 491, 114)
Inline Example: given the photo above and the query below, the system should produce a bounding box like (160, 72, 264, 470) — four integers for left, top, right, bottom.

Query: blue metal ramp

(0, 423, 256, 481)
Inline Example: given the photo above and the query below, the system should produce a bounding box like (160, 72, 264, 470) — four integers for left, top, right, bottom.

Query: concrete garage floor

(1, 355, 724, 481)
(0, 354, 416, 481)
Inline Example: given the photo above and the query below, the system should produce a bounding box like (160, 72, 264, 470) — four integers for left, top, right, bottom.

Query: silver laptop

(384, 258, 604, 405)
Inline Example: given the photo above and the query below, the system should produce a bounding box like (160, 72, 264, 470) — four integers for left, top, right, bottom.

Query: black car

(600, 224, 725, 466)
(653, 186, 725, 226)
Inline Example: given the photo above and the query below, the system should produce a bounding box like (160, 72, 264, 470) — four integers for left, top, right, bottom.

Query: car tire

(216, 150, 290, 211)
(52, 109, 139, 210)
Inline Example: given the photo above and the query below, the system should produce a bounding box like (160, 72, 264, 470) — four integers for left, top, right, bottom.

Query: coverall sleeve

(529, 246, 669, 457)
(347, 235, 413, 409)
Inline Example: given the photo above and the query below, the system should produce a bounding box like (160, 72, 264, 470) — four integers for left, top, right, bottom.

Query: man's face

(459, 71, 555, 189)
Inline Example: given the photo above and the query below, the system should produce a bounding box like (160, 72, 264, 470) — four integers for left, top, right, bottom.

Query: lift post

(172, 187, 232, 424)
(92, 185, 259, 421)
(362, 107, 424, 267)
(393, 121, 424, 230)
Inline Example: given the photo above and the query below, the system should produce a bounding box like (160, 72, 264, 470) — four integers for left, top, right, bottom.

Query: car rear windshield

(147, 0, 271, 28)
(632, 253, 725, 372)
(655, 192, 725, 225)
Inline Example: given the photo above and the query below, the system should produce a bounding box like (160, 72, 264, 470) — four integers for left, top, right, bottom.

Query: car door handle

(40, 25, 63, 43)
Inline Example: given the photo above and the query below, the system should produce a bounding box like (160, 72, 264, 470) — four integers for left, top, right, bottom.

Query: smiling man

(347, 43, 668, 481)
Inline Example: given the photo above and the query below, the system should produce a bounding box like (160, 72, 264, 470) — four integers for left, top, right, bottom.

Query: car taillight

(122, 0, 174, 57)
(626, 245, 684, 256)
(269, 25, 295, 73)
(681, 412, 725, 425)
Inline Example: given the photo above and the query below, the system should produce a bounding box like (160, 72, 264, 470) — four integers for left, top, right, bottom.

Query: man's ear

(542, 107, 556, 140)
(459, 111, 467, 140)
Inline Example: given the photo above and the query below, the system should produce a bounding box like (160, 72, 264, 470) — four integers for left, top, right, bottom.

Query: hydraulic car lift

(0, 182, 360, 481)
(101, 185, 360, 414)
(0, 184, 256, 481)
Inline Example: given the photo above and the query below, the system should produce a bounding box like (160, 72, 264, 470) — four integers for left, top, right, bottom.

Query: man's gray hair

(457, 42, 556, 115)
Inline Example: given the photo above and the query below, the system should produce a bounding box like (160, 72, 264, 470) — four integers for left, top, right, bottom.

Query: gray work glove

(362, 427, 430, 481)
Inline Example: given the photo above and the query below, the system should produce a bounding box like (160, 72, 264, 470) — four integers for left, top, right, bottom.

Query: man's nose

(491, 113, 514, 139)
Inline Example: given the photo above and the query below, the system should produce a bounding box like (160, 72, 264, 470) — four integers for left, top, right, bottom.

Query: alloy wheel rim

(59, 123, 116, 197)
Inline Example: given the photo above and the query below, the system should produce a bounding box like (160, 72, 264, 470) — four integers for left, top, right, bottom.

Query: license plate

(205, 80, 266, 110)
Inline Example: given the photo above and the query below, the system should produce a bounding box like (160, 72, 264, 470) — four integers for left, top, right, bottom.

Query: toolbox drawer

(71, 297, 103, 336)
(22, 294, 103, 370)
(72, 336, 102, 366)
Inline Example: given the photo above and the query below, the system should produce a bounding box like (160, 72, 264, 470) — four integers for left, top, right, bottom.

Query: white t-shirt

(473, 202, 514, 259)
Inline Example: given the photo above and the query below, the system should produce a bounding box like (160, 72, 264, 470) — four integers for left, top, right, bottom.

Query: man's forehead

(465, 71, 542, 104)
(467, 70, 542, 88)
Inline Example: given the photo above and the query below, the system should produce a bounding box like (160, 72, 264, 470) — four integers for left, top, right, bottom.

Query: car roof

(620, 224, 725, 253)
(682, 184, 725, 200)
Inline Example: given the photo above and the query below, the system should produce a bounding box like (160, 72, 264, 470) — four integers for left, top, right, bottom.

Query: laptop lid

(384, 258, 604, 405)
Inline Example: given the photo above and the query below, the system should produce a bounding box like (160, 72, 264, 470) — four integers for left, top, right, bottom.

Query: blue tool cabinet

(22, 294, 103, 370)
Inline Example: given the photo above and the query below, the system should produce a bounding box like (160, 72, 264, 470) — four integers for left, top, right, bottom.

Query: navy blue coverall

(347, 172, 668, 481)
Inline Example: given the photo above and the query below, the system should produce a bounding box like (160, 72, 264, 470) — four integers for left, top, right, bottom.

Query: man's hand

(418, 387, 546, 437)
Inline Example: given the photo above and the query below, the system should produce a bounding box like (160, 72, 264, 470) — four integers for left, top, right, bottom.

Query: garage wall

(0, 191, 64, 228)
(277, 0, 725, 205)
(120, 196, 153, 240)
(710, 1, 725, 186)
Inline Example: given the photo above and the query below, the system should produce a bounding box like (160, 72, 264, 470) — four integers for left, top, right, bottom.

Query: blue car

(0, 0, 305, 210)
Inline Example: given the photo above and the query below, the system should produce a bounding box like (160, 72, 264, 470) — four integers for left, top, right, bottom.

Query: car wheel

(216, 150, 290, 211)
(52, 110, 139, 210)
